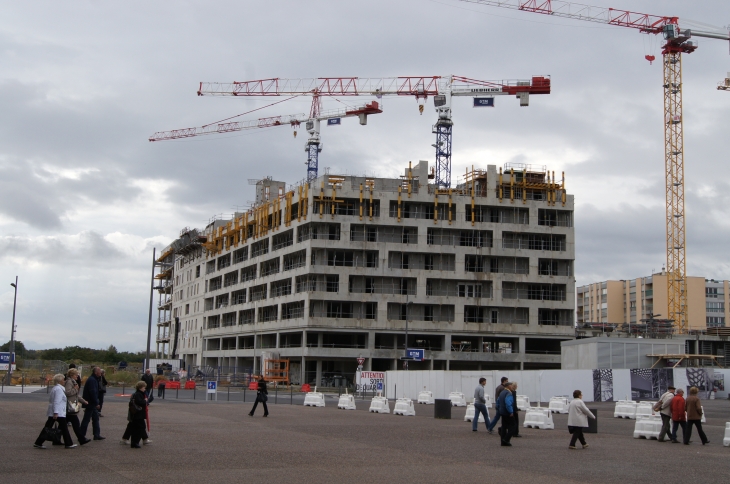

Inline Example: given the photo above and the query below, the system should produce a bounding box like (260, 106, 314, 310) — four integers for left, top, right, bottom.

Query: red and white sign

(356, 371, 385, 392)
(357, 357, 365, 366)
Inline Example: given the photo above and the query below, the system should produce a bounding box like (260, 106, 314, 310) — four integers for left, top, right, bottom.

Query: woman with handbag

(34, 374, 76, 449)
(64, 369, 91, 446)
(248, 375, 269, 417)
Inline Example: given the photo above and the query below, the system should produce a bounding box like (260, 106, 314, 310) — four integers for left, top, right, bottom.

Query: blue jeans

(472, 403, 489, 431)
(79, 407, 100, 439)
(487, 412, 501, 432)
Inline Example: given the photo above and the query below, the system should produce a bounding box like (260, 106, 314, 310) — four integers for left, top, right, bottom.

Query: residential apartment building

(577, 274, 729, 330)
(164, 161, 576, 384)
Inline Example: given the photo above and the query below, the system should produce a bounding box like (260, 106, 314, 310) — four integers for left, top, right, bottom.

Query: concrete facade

(168, 161, 575, 384)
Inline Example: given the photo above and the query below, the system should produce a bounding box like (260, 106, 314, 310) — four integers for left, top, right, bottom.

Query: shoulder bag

(67, 399, 80, 414)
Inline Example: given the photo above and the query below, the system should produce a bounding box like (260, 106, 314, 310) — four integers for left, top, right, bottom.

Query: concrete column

(444, 334, 452, 371)
(429, 358, 434, 370)
(275, 332, 280, 349)
(518, 336, 526, 354)
(317, 332, 323, 347)
(301, 356, 306, 385)
(315, 359, 322, 387)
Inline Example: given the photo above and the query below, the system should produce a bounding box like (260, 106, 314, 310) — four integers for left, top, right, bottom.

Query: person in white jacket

(567, 390, 596, 450)
(34, 374, 76, 449)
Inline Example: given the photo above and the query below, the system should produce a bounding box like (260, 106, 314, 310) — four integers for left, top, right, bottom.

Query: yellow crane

(460, 0, 730, 333)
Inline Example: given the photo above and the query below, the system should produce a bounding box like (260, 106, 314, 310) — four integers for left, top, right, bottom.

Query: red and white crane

(151, 75, 551, 186)
(457, 0, 730, 333)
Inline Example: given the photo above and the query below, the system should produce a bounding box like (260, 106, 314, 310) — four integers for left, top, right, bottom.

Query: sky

(1, 0, 729, 351)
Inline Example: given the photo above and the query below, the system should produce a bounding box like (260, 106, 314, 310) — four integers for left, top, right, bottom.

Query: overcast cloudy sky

(1, 1, 729, 351)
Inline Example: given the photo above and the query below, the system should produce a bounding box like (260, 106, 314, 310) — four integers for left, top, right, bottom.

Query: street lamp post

(7, 276, 18, 385)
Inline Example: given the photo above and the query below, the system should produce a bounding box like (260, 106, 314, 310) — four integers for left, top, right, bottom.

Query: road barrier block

(337, 394, 356, 410)
(417, 390, 434, 405)
(303, 391, 325, 407)
(723, 423, 730, 447)
(369, 396, 391, 414)
(523, 407, 555, 430)
(614, 400, 638, 419)
(548, 397, 569, 414)
(515, 395, 530, 411)
(464, 401, 487, 423)
(449, 392, 466, 407)
(393, 398, 416, 416)
(633, 415, 662, 439)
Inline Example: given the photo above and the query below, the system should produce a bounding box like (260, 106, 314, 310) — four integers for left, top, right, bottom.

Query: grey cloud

(0, 230, 126, 265)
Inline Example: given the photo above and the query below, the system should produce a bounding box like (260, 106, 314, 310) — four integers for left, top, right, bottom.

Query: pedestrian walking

(64, 368, 91, 446)
(33, 374, 76, 449)
(511, 382, 521, 438)
(121, 381, 152, 446)
(79, 366, 104, 441)
(248, 375, 269, 417)
(670, 388, 686, 444)
(655, 385, 676, 442)
(125, 381, 149, 448)
(567, 390, 595, 449)
(98, 369, 108, 417)
(497, 382, 517, 446)
(487, 377, 508, 433)
(684, 386, 709, 445)
(141, 368, 155, 404)
(472, 377, 490, 432)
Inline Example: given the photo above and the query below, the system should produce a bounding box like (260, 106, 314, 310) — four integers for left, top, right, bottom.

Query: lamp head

(10, 283, 16, 288)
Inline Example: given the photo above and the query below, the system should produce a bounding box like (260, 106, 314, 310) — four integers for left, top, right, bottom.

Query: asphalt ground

(1, 389, 729, 484)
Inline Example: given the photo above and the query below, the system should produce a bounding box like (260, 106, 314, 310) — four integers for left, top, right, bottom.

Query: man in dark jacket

(79, 366, 104, 440)
(487, 377, 508, 433)
(141, 368, 155, 404)
(497, 382, 516, 446)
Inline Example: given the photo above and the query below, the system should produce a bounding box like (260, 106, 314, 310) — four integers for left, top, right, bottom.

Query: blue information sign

(406, 349, 425, 361)
(207, 381, 217, 393)
(327, 118, 342, 125)
(473, 97, 495, 107)
(376, 381, 383, 391)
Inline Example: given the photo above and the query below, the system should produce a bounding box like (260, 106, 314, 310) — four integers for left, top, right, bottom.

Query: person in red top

(670, 388, 686, 443)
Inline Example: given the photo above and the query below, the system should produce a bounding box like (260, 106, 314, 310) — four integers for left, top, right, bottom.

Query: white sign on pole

(207, 381, 217, 394)
(356, 371, 385, 392)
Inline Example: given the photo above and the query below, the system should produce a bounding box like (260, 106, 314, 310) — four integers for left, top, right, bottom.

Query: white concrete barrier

(635, 401, 654, 418)
(614, 400, 638, 419)
(464, 401, 488, 423)
(633, 415, 662, 439)
(417, 390, 434, 405)
(701, 406, 706, 424)
(303, 391, 326, 407)
(515, 395, 530, 411)
(723, 422, 730, 447)
(393, 398, 416, 416)
(548, 397, 569, 414)
(337, 394, 356, 410)
(523, 407, 555, 430)
(449, 392, 467, 407)
(369, 396, 391, 414)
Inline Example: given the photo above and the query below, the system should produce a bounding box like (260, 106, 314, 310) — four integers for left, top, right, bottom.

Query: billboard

(356, 371, 385, 392)
(0, 352, 16, 371)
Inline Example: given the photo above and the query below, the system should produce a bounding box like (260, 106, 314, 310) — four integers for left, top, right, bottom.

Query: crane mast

(458, 0, 730, 333)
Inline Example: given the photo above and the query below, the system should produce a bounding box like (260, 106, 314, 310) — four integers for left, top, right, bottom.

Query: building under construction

(161, 160, 575, 385)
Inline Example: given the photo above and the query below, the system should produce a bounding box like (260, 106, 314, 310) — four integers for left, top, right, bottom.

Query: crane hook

(645, 54, 656, 65)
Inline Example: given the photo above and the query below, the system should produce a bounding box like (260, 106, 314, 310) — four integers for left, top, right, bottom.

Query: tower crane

(195, 75, 551, 186)
(150, 100, 383, 183)
(458, 0, 730, 333)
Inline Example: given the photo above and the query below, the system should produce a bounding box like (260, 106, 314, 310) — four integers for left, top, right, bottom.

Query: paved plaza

(1, 389, 729, 484)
